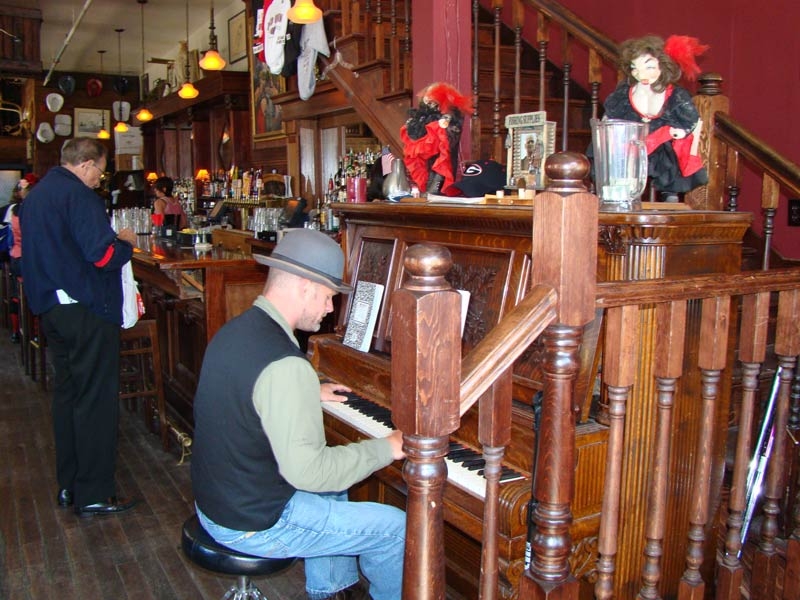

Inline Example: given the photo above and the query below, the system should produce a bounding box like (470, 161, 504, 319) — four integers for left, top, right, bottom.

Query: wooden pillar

(519, 152, 598, 600)
(411, 0, 473, 159)
(391, 243, 462, 600)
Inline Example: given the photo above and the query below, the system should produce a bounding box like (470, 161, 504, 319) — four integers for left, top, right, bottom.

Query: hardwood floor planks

(0, 331, 307, 599)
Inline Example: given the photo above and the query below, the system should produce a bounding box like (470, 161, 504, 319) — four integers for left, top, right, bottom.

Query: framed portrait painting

(250, 42, 286, 141)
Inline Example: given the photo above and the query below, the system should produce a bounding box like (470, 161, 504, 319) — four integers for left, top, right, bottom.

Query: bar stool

(119, 319, 168, 450)
(181, 514, 296, 600)
(17, 277, 29, 372)
(27, 315, 47, 391)
(17, 278, 47, 389)
(0, 261, 10, 330)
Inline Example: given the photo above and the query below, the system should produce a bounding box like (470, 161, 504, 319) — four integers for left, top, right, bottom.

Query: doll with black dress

(603, 35, 709, 198)
(400, 82, 473, 195)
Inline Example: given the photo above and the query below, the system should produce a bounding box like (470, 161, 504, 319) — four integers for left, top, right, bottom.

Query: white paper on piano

(426, 193, 486, 204)
(343, 281, 385, 352)
(457, 289, 470, 335)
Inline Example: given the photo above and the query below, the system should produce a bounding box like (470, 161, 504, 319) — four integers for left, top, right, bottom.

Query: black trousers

(41, 303, 121, 507)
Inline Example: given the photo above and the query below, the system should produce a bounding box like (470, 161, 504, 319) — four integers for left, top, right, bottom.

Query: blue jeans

(196, 490, 405, 600)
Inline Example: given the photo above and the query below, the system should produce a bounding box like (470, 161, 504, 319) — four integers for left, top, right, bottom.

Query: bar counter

(130, 234, 268, 435)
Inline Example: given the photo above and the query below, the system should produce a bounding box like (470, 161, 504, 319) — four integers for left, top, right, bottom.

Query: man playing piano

(191, 228, 406, 600)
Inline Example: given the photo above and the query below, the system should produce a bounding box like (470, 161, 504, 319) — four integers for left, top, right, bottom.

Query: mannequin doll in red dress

(400, 82, 473, 195)
(603, 35, 709, 197)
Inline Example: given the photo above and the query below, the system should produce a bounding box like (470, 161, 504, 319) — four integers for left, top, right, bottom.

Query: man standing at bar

(20, 137, 138, 516)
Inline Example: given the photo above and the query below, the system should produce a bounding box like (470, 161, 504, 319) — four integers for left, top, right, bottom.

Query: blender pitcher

(591, 119, 648, 211)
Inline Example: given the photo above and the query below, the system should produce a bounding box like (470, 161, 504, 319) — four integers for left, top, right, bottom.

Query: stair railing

(709, 110, 800, 270)
(472, 0, 619, 156)
(594, 269, 800, 600)
(392, 154, 597, 600)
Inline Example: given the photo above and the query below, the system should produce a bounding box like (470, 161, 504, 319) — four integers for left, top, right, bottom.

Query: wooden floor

(0, 328, 307, 600)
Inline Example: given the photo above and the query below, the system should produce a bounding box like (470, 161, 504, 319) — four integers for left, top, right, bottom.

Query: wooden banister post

(392, 243, 462, 600)
(678, 295, 731, 600)
(519, 152, 598, 600)
(685, 73, 729, 210)
(717, 291, 770, 599)
(751, 289, 800, 598)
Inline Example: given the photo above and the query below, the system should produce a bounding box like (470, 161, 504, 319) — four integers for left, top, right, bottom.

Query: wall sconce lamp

(287, 0, 322, 24)
(198, 1, 226, 71)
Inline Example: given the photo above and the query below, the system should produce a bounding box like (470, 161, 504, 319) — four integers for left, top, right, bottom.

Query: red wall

(557, 0, 800, 259)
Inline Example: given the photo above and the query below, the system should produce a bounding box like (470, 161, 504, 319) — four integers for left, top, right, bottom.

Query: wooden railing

(473, 0, 619, 159)
(392, 154, 598, 600)
(592, 271, 800, 600)
(391, 155, 800, 600)
(710, 111, 800, 269)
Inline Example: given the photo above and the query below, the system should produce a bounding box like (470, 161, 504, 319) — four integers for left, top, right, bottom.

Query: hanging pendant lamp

(135, 0, 153, 122)
(287, 0, 323, 24)
(97, 50, 111, 140)
(177, 0, 199, 99)
(113, 29, 129, 133)
(198, 0, 226, 71)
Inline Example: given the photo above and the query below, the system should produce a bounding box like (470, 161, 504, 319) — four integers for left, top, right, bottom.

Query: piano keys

(322, 391, 524, 499)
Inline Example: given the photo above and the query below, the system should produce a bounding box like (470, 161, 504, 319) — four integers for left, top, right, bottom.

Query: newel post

(392, 243, 462, 600)
(519, 152, 598, 600)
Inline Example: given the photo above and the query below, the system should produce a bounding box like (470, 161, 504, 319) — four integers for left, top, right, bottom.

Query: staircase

(278, 1, 594, 162)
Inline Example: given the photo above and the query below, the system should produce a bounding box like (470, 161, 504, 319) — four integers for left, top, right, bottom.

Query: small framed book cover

(343, 281, 386, 352)
(505, 111, 556, 190)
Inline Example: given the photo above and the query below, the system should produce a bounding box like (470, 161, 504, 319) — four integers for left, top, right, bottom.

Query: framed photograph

(228, 10, 248, 64)
(74, 108, 111, 139)
(250, 42, 286, 141)
(504, 111, 556, 190)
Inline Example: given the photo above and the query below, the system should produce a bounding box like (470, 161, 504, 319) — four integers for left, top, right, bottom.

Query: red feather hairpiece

(664, 35, 709, 81)
(419, 82, 474, 115)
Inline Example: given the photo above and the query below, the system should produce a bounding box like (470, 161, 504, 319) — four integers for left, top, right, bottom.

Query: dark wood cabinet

(141, 71, 251, 182)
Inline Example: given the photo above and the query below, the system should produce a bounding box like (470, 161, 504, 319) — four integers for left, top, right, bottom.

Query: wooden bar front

(130, 235, 266, 434)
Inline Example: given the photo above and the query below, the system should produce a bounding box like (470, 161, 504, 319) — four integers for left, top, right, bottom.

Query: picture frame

(504, 111, 556, 190)
(250, 38, 286, 141)
(228, 10, 248, 64)
(74, 108, 112, 139)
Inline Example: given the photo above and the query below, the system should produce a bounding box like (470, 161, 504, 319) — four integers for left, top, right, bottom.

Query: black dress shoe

(75, 496, 137, 518)
(57, 488, 74, 508)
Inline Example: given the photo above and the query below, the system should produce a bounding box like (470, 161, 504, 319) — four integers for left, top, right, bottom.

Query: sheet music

(343, 281, 385, 352)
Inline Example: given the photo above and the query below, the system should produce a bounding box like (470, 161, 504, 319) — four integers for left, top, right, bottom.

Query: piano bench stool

(181, 514, 296, 599)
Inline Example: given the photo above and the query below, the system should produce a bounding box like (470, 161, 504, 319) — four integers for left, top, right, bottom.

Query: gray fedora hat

(254, 228, 353, 293)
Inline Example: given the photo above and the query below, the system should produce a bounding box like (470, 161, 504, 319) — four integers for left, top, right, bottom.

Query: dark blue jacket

(19, 166, 133, 325)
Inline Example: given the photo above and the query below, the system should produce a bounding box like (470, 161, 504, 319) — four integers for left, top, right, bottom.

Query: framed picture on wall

(74, 108, 111, 139)
(228, 10, 247, 64)
(250, 41, 286, 141)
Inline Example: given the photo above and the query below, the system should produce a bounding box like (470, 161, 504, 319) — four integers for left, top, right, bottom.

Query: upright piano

(307, 201, 750, 599)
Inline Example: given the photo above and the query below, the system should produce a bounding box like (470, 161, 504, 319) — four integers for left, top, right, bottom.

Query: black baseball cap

(445, 160, 507, 197)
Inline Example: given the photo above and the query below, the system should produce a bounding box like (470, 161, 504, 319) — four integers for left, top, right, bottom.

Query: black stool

(181, 514, 295, 600)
